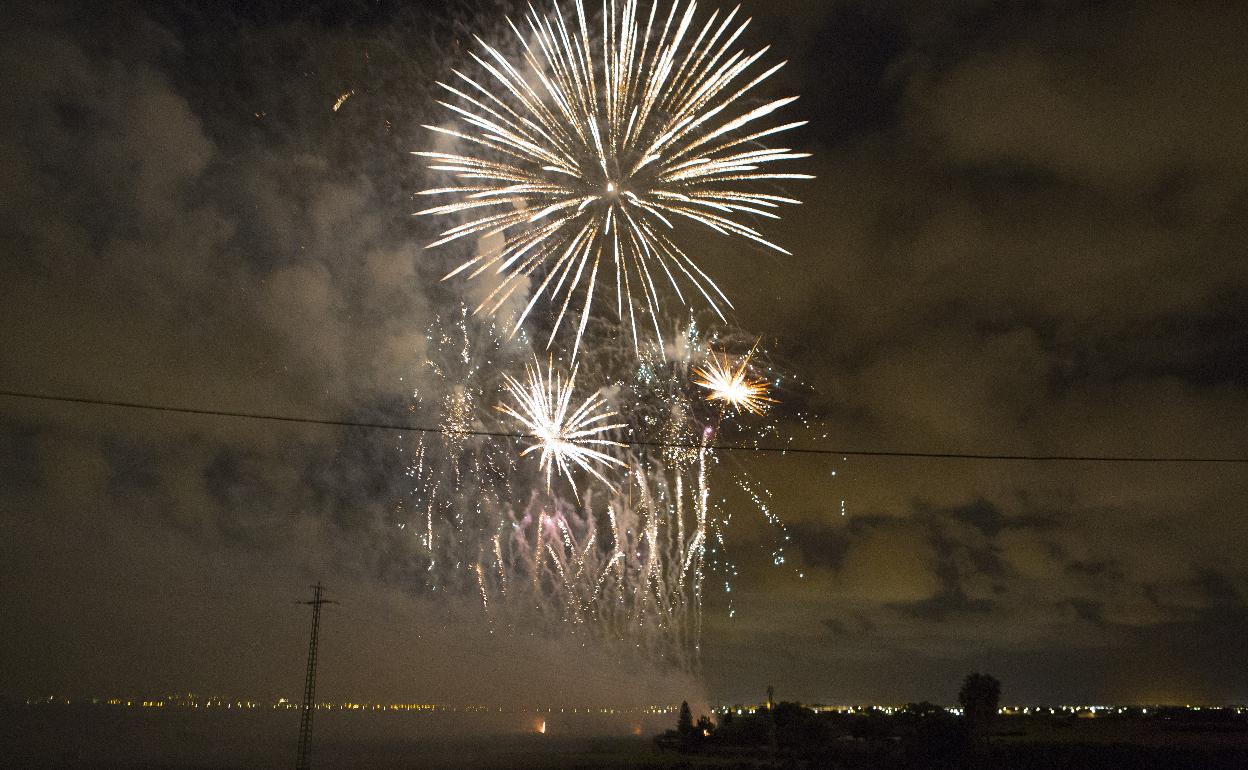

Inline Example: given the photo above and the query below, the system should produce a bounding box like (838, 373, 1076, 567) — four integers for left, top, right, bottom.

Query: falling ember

(441, 385, 474, 450)
(474, 563, 489, 611)
(692, 346, 777, 415)
(537, 719, 547, 734)
(416, 0, 812, 357)
(332, 89, 354, 111)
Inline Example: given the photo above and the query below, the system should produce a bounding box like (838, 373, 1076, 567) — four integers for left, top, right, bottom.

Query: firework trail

(400, 311, 526, 596)
(417, 0, 811, 357)
(400, 311, 802, 669)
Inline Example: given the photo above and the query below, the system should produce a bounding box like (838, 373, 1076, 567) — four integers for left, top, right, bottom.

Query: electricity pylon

(295, 583, 336, 770)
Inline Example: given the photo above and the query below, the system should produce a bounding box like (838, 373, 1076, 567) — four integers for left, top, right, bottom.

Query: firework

(496, 356, 627, 491)
(417, 0, 811, 356)
(399, 314, 804, 670)
(401, 310, 528, 592)
(692, 344, 775, 415)
(400, 0, 813, 672)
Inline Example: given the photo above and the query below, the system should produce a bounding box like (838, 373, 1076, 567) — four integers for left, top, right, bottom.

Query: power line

(1, 388, 1245, 465)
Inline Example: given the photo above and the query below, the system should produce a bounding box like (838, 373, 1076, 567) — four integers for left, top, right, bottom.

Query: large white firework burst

(497, 356, 626, 491)
(417, 0, 811, 357)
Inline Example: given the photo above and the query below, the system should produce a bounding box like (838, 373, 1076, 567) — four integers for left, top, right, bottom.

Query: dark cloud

(892, 591, 996, 623)
(103, 436, 164, 499)
(2, 0, 1247, 708)
(0, 423, 43, 494)
(694, 0, 1246, 705)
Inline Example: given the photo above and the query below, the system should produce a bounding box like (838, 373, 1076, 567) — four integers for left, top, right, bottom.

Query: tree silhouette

(677, 700, 694, 738)
(958, 672, 1001, 737)
(903, 701, 945, 718)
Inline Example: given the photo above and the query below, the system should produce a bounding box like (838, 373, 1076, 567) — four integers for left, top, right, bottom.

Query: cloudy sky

(2, 0, 1246, 708)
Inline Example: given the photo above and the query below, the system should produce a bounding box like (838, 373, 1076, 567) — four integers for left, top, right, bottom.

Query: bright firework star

(416, 0, 812, 357)
(692, 347, 776, 415)
(497, 357, 626, 491)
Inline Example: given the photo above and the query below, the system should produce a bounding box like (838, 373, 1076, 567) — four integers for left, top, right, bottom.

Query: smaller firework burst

(497, 357, 627, 492)
(692, 344, 777, 416)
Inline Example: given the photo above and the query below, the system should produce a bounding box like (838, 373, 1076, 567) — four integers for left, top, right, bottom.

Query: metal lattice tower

(295, 583, 335, 770)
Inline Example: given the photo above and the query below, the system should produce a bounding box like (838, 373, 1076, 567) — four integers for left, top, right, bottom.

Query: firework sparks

(402, 0, 813, 667)
(332, 88, 354, 111)
(417, 0, 811, 356)
(401, 315, 803, 669)
(497, 356, 626, 491)
(692, 346, 776, 415)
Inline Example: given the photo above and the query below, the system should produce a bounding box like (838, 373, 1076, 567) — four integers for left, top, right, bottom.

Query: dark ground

(3, 704, 1248, 768)
(2, 705, 677, 769)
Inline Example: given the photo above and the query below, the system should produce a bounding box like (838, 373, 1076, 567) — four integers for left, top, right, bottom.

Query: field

(4, 705, 1247, 768)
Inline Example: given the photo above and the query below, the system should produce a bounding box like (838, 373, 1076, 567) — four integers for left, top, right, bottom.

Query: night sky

(2, 0, 1246, 709)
